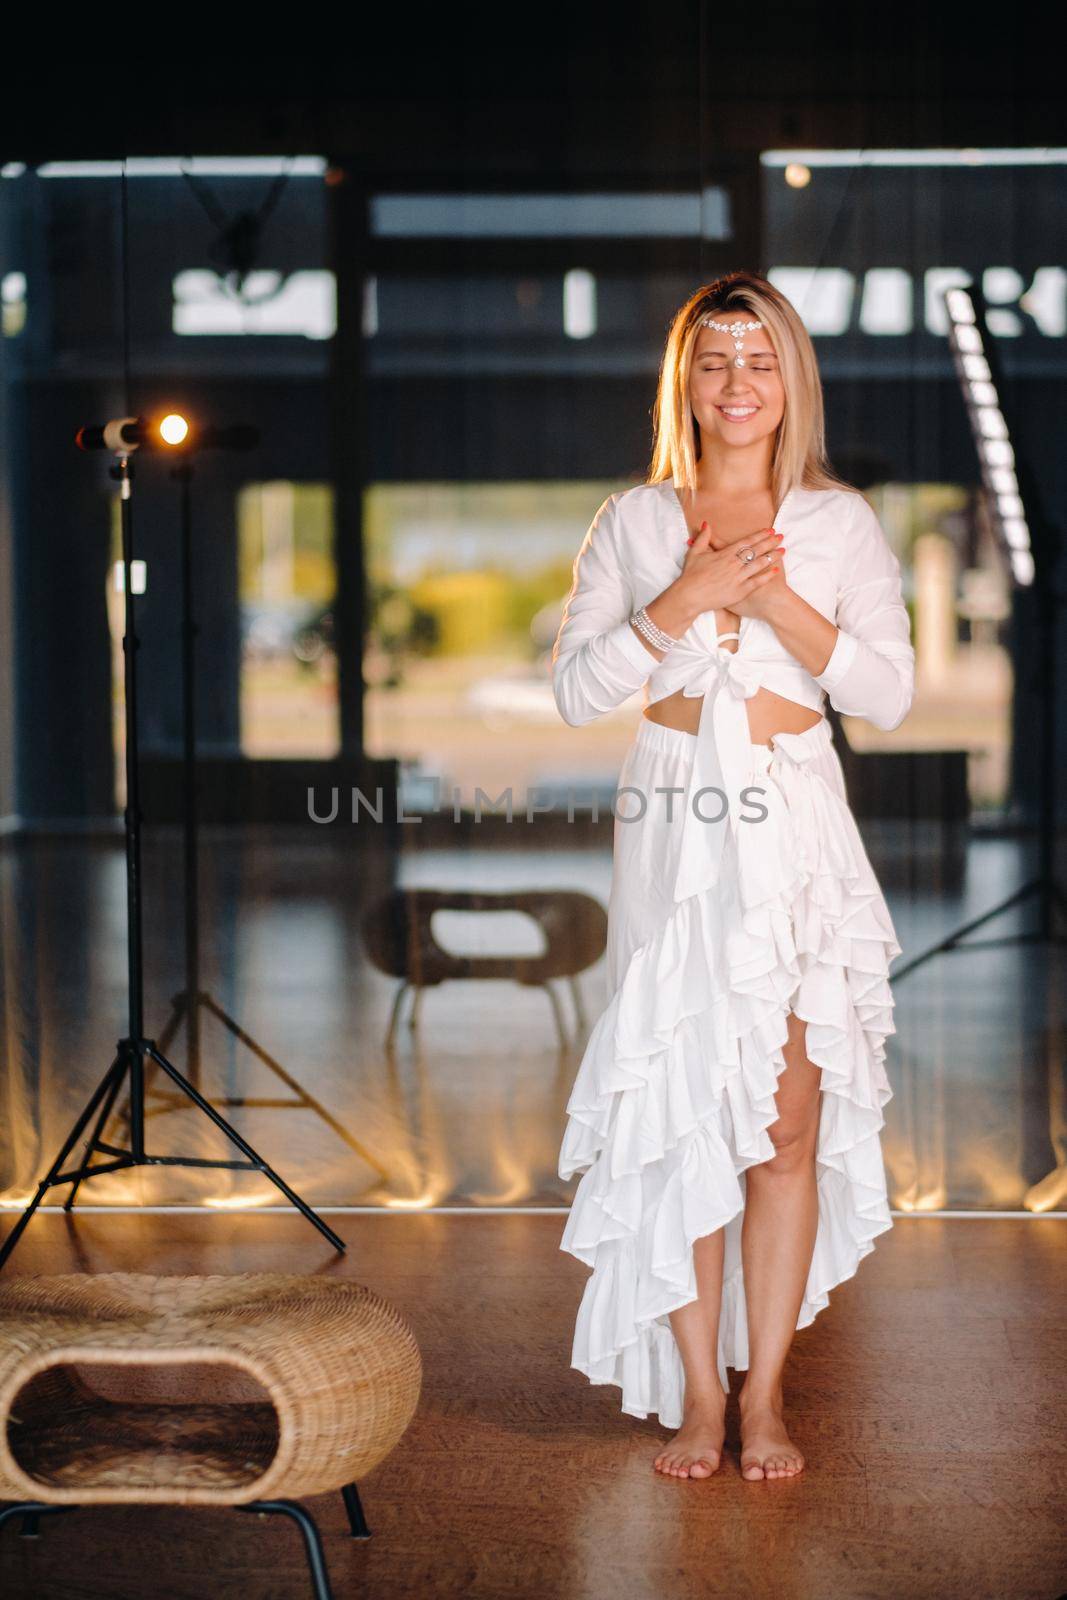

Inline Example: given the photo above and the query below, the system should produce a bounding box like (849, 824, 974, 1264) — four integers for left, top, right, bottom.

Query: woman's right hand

(677, 521, 782, 613)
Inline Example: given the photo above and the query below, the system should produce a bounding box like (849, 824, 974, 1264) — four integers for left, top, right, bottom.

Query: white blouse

(551, 478, 915, 898)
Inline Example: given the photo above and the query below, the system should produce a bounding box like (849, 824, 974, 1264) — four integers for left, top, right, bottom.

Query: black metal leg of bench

(341, 1482, 370, 1539)
(242, 1500, 333, 1600)
(2, 1497, 336, 1598)
(0, 1502, 77, 1539)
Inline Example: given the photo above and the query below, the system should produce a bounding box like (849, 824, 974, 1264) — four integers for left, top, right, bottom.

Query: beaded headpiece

(699, 315, 763, 368)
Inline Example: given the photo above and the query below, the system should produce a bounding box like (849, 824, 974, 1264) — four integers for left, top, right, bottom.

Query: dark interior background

(0, 10, 1064, 1216)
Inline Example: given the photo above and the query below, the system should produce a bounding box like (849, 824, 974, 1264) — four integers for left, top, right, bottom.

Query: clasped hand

(678, 521, 786, 620)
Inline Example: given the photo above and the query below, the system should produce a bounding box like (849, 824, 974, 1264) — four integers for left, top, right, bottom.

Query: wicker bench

(0, 1272, 422, 1599)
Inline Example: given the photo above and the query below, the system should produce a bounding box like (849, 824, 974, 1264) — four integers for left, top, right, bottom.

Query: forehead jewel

(699, 315, 763, 367)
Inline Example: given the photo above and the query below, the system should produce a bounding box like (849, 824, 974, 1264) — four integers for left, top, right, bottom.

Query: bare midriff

(642, 675, 825, 746)
(641, 488, 825, 747)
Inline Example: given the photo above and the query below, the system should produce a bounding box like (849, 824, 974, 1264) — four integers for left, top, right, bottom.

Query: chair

(361, 886, 608, 1047)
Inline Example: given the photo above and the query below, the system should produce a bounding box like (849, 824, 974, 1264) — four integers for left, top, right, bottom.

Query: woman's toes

(654, 1415, 725, 1481)
(739, 1408, 805, 1481)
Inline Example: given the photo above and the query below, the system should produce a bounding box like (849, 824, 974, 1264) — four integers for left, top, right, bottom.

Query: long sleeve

(813, 494, 915, 732)
(551, 495, 659, 726)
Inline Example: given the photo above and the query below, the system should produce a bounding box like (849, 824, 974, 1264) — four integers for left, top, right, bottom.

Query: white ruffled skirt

(558, 713, 900, 1430)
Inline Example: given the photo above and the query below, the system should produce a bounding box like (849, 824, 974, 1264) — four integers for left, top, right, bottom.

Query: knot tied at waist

(645, 617, 828, 903)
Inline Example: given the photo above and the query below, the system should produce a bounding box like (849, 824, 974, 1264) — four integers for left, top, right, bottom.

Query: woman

(552, 272, 915, 1483)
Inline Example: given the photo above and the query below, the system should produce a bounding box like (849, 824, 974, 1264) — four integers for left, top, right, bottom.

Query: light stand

(0, 444, 345, 1269)
(145, 450, 376, 1174)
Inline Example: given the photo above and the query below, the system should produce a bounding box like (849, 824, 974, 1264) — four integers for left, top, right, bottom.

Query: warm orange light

(159, 412, 190, 446)
(204, 1191, 278, 1210)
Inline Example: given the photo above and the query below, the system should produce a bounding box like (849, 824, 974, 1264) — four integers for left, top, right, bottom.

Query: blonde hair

(646, 270, 854, 504)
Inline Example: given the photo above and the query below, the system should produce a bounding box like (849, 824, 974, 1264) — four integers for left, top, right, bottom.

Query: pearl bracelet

(630, 606, 680, 652)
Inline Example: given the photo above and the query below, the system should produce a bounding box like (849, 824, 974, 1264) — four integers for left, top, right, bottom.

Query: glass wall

(236, 481, 339, 760)
(1, 150, 1064, 1217)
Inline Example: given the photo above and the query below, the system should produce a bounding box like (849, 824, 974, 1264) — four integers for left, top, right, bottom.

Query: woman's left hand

(730, 548, 791, 620)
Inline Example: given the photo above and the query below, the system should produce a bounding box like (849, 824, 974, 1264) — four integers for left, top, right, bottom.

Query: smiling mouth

(717, 406, 760, 422)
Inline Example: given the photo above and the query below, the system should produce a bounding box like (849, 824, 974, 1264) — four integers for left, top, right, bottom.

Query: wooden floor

(3, 828, 1065, 1216)
(0, 1212, 1064, 1599)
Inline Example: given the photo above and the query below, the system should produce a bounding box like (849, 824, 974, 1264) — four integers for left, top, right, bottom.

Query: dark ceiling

(2, 6, 1060, 172)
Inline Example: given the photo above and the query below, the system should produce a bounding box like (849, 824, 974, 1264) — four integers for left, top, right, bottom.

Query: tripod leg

(196, 995, 386, 1174)
(891, 879, 1039, 982)
(64, 1061, 127, 1212)
(0, 1054, 126, 1270)
(154, 990, 188, 1060)
(341, 1483, 371, 1539)
(241, 1502, 333, 1600)
(144, 1044, 346, 1254)
(386, 981, 408, 1049)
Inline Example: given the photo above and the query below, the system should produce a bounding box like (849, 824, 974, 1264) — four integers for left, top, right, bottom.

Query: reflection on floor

(0, 827, 1064, 1212)
(0, 1212, 1063, 1600)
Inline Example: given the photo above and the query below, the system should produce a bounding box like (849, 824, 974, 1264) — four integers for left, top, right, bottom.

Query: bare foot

(738, 1389, 805, 1480)
(653, 1389, 727, 1480)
